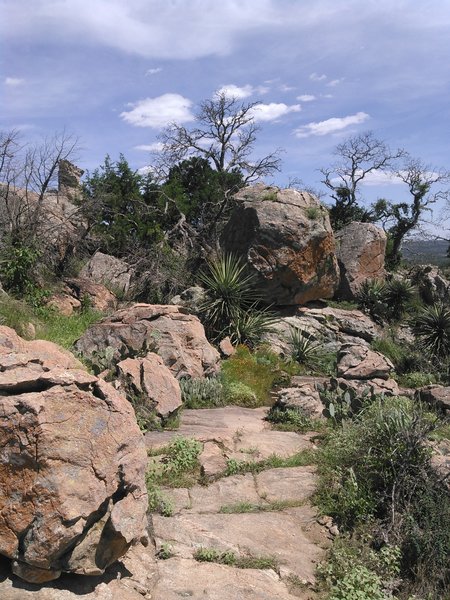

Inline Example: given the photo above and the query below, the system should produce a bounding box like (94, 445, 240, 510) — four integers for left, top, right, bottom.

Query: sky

(1, 0, 450, 231)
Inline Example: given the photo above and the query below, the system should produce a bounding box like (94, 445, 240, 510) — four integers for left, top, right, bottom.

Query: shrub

(265, 406, 313, 432)
(384, 278, 416, 321)
(199, 253, 276, 345)
(223, 381, 259, 407)
(357, 279, 388, 322)
(180, 377, 225, 409)
(147, 436, 202, 489)
(412, 303, 450, 360)
(0, 242, 40, 295)
(220, 345, 299, 404)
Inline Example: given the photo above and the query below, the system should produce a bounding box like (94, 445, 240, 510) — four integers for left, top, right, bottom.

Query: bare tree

(157, 92, 282, 184)
(0, 130, 79, 243)
(320, 131, 405, 228)
(373, 157, 450, 266)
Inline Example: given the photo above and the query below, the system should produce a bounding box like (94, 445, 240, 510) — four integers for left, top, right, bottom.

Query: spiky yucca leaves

(384, 278, 416, 321)
(289, 326, 320, 364)
(199, 253, 276, 346)
(412, 303, 450, 360)
(357, 279, 388, 323)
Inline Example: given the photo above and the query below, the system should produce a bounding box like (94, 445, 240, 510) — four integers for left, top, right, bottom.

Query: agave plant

(289, 326, 320, 365)
(384, 277, 416, 321)
(412, 303, 450, 360)
(198, 253, 275, 345)
(357, 279, 388, 322)
(198, 253, 258, 333)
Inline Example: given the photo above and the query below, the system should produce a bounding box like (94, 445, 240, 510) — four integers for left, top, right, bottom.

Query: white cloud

(327, 78, 343, 87)
(145, 67, 162, 76)
(250, 102, 301, 122)
(134, 142, 164, 152)
(217, 84, 254, 99)
(309, 72, 327, 82)
(294, 111, 370, 137)
(297, 94, 316, 102)
(217, 84, 269, 99)
(120, 93, 194, 129)
(280, 84, 296, 92)
(5, 77, 25, 86)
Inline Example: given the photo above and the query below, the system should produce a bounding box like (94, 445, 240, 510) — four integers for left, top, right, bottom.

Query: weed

(219, 499, 305, 514)
(157, 543, 174, 559)
(224, 449, 316, 477)
(180, 376, 225, 409)
(147, 436, 202, 489)
(193, 547, 279, 570)
(306, 205, 321, 220)
(266, 406, 314, 433)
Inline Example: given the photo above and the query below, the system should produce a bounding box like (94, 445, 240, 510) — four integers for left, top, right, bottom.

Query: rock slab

(0, 326, 148, 583)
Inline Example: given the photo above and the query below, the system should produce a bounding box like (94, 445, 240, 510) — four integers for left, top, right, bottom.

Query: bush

(384, 278, 416, 321)
(220, 345, 299, 405)
(412, 303, 450, 360)
(199, 253, 276, 345)
(180, 377, 225, 409)
(357, 279, 388, 322)
(0, 242, 40, 295)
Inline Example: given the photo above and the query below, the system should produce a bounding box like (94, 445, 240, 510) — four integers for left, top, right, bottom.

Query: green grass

(224, 449, 316, 477)
(146, 436, 203, 490)
(221, 345, 300, 405)
(193, 547, 279, 571)
(0, 294, 102, 350)
(219, 499, 306, 513)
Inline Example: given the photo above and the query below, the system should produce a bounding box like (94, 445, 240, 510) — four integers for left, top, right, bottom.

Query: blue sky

(2, 0, 450, 229)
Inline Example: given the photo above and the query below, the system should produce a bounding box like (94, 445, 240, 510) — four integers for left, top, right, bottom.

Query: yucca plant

(231, 305, 278, 347)
(412, 303, 450, 360)
(289, 326, 321, 366)
(198, 253, 257, 332)
(199, 253, 275, 345)
(384, 277, 416, 321)
(357, 279, 388, 323)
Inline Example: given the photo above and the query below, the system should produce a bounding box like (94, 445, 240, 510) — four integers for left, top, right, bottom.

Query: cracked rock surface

(0, 326, 148, 583)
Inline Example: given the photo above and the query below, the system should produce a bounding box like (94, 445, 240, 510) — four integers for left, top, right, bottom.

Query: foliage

(384, 278, 416, 320)
(0, 242, 41, 295)
(357, 279, 389, 322)
(193, 547, 279, 570)
(411, 303, 450, 360)
(319, 536, 400, 600)
(199, 252, 275, 345)
(180, 376, 225, 409)
(289, 326, 319, 364)
(220, 345, 299, 405)
(265, 406, 314, 433)
(156, 543, 174, 559)
(224, 449, 315, 477)
(147, 436, 202, 489)
(223, 381, 259, 407)
(397, 371, 437, 389)
(82, 154, 163, 257)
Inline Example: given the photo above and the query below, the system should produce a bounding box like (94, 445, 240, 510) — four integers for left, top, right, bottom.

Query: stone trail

(0, 406, 331, 599)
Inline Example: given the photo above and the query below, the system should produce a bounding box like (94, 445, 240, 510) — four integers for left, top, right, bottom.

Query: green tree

(82, 154, 163, 256)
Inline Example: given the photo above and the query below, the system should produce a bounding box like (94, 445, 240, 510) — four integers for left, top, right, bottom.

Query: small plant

(146, 436, 202, 489)
(146, 483, 174, 516)
(384, 278, 416, 321)
(157, 543, 174, 559)
(412, 303, 450, 360)
(262, 190, 278, 202)
(180, 377, 225, 409)
(289, 326, 320, 365)
(357, 279, 388, 323)
(0, 242, 40, 295)
(266, 406, 313, 432)
(193, 547, 278, 570)
(223, 381, 259, 407)
(306, 205, 320, 220)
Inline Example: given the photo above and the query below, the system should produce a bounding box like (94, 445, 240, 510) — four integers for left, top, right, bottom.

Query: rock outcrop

(80, 251, 134, 296)
(58, 159, 84, 202)
(117, 353, 183, 418)
(337, 343, 394, 380)
(75, 303, 220, 379)
(335, 222, 387, 300)
(0, 327, 148, 583)
(410, 264, 450, 304)
(220, 185, 339, 306)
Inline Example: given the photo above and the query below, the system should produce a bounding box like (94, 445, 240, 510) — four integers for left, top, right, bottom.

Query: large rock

(0, 326, 148, 583)
(80, 251, 134, 296)
(416, 385, 450, 413)
(337, 343, 394, 380)
(220, 184, 339, 306)
(75, 303, 220, 379)
(335, 222, 387, 300)
(410, 264, 450, 304)
(65, 277, 117, 312)
(117, 353, 183, 418)
(58, 159, 84, 202)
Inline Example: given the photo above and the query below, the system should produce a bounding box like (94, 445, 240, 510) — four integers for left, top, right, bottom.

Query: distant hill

(402, 239, 449, 266)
